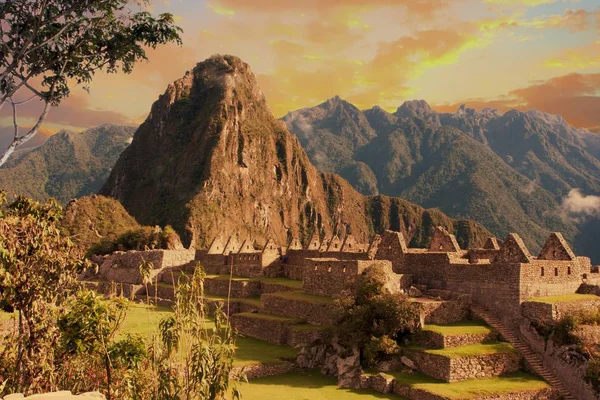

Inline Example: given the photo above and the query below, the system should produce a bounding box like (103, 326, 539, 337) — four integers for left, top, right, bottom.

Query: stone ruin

(81, 227, 600, 399)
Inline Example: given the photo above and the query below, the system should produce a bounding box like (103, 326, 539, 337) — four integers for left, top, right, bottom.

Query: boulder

(336, 348, 362, 389)
(408, 286, 423, 298)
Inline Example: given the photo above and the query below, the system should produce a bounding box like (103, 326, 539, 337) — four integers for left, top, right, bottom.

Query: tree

(333, 265, 421, 368)
(0, 0, 182, 166)
(0, 194, 87, 393)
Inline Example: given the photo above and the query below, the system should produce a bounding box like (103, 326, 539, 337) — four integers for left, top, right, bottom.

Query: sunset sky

(2, 0, 600, 148)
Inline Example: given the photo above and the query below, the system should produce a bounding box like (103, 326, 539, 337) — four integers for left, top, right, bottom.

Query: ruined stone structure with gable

(83, 226, 600, 400)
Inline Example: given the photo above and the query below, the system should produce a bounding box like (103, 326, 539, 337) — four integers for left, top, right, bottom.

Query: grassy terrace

(270, 290, 334, 304)
(204, 275, 303, 289)
(205, 294, 262, 307)
(383, 371, 549, 399)
(120, 303, 297, 366)
(241, 370, 403, 400)
(527, 294, 599, 304)
(423, 320, 494, 336)
(234, 312, 303, 323)
(407, 342, 516, 358)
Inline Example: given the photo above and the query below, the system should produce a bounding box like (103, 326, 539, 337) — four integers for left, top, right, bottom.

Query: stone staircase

(471, 304, 576, 400)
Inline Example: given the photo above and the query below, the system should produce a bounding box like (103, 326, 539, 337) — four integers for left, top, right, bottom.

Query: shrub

(333, 265, 420, 368)
(585, 356, 600, 391)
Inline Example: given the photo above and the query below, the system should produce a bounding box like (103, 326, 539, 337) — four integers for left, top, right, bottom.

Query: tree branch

(0, 100, 50, 167)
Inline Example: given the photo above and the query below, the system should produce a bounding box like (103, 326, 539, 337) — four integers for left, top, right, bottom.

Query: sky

(1, 0, 600, 149)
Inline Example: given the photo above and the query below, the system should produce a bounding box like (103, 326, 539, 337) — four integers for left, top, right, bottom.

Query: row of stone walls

(287, 327, 328, 347)
(417, 299, 470, 325)
(204, 279, 261, 298)
(520, 260, 586, 300)
(415, 330, 498, 349)
(302, 259, 361, 297)
(230, 314, 298, 345)
(522, 298, 600, 323)
(403, 350, 520, 382)
(302, 259, 395, 298)
(285, 250, 370, 267)
(261, 294, 338, 325)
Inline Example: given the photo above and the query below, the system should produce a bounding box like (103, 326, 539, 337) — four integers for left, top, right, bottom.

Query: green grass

(119, 302, 297, 366)
(387, 371, 549, 399)
(205, 295, 262, 307)
(408, 342, 516, 358)
(240, 370, 403, 399)
(527, 294, 599, 304)
(234, 312, 303, 323)
(270, 290, 334, 304)
(0, 311, 15, 322)
(204, 275, 302, 289)
(423, 320, 494, 336)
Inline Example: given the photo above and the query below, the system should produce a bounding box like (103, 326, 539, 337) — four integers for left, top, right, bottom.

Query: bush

(87, 225, 182, 257)
(586, 356, 600, 391)
(333, 265, 420, 368)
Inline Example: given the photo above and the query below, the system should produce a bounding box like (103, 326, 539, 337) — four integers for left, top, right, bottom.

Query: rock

(401, 355, 416, 369)
(336, 348, 362, 389)
(408, 286, 423, 297)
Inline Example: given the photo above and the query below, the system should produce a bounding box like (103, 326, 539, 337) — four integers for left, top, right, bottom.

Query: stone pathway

(471, 304, 576, 400)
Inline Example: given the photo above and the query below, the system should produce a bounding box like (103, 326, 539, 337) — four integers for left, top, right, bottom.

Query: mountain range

(100, 55, 489, 249)
(0, 124, 134, 204)
(283, 97, 600, 260)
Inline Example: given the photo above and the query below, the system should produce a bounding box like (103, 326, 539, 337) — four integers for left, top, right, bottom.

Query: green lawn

(423, 320, 494, 336)
(410, 342, 516, 358)
(239, 370, 403, 399)
(206, 295, 262, 307)
(204, 275, 303, 289)
(387, 371, 549, 399)
(119, 303, 297, 366)
(527, 294, 599, 304)
(270, 290, 334, 304)
(234, 312, 303, 323)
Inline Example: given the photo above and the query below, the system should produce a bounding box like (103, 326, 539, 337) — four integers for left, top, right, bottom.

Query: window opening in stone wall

(568, 266, 571, 275)
(541, 267, 544, 276)
(328, 266, 332, 272)
(554, 267, 558, 276)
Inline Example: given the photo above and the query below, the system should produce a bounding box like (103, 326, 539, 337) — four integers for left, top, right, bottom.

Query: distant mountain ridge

(0, 124, 135, 204)
(100, 55, 490, 249)
(283, 97, 600, 261)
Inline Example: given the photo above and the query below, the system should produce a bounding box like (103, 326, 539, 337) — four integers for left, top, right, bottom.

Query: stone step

(470, 304, 577, 400)
(366, 371, 558, 400)
(261, 291, 337, 326)
(230, 312, 304, 345)
(415, 321, 498, 349)
(402, 342, 521, 382)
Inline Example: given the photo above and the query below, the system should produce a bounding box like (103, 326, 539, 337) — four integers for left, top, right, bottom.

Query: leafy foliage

(0, 0, 182, 165)
(333, 265, 420, 368)
(0, 194, 87, 393)
(88, 225, 182, 257)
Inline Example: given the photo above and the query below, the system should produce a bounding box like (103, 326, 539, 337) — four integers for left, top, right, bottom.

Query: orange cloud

(527, 9, 596, 32)
(545, 40, 600, 69)
(0, 92, 133, 130)
(210, 0, 449, 18)
(257, 26, 480, 116)
(433, 73, 600, 129)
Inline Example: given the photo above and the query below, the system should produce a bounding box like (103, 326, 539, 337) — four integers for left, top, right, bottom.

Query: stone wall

(302, 259, 394, 297)
(230, 313, 299, 345)
(416, 299, 470, 325)
(204, 278, 261, 298)
(261, 293, 338, 326)
(518, 317, 599, 400)
(231, 362, 297, 381)
(415, 330, 498, 349)
(403, 349, 520, 382)
(391, 382, 559, 400)
(91, 250, 195, 284)
(520, 260, 587, 300)
(522, 298, 600, 323)
(287, 326, 329, 347)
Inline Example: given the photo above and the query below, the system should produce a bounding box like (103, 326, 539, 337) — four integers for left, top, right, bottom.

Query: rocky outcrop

(101, 55, 490, 250)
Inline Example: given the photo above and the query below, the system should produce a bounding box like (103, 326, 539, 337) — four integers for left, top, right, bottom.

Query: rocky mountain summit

(283, 98, 600, 260)
(0, 124, 134, 204)
(101, 55, 489, 249)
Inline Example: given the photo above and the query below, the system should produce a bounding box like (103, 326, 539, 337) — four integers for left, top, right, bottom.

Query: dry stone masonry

(81, 227, 600, 399)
